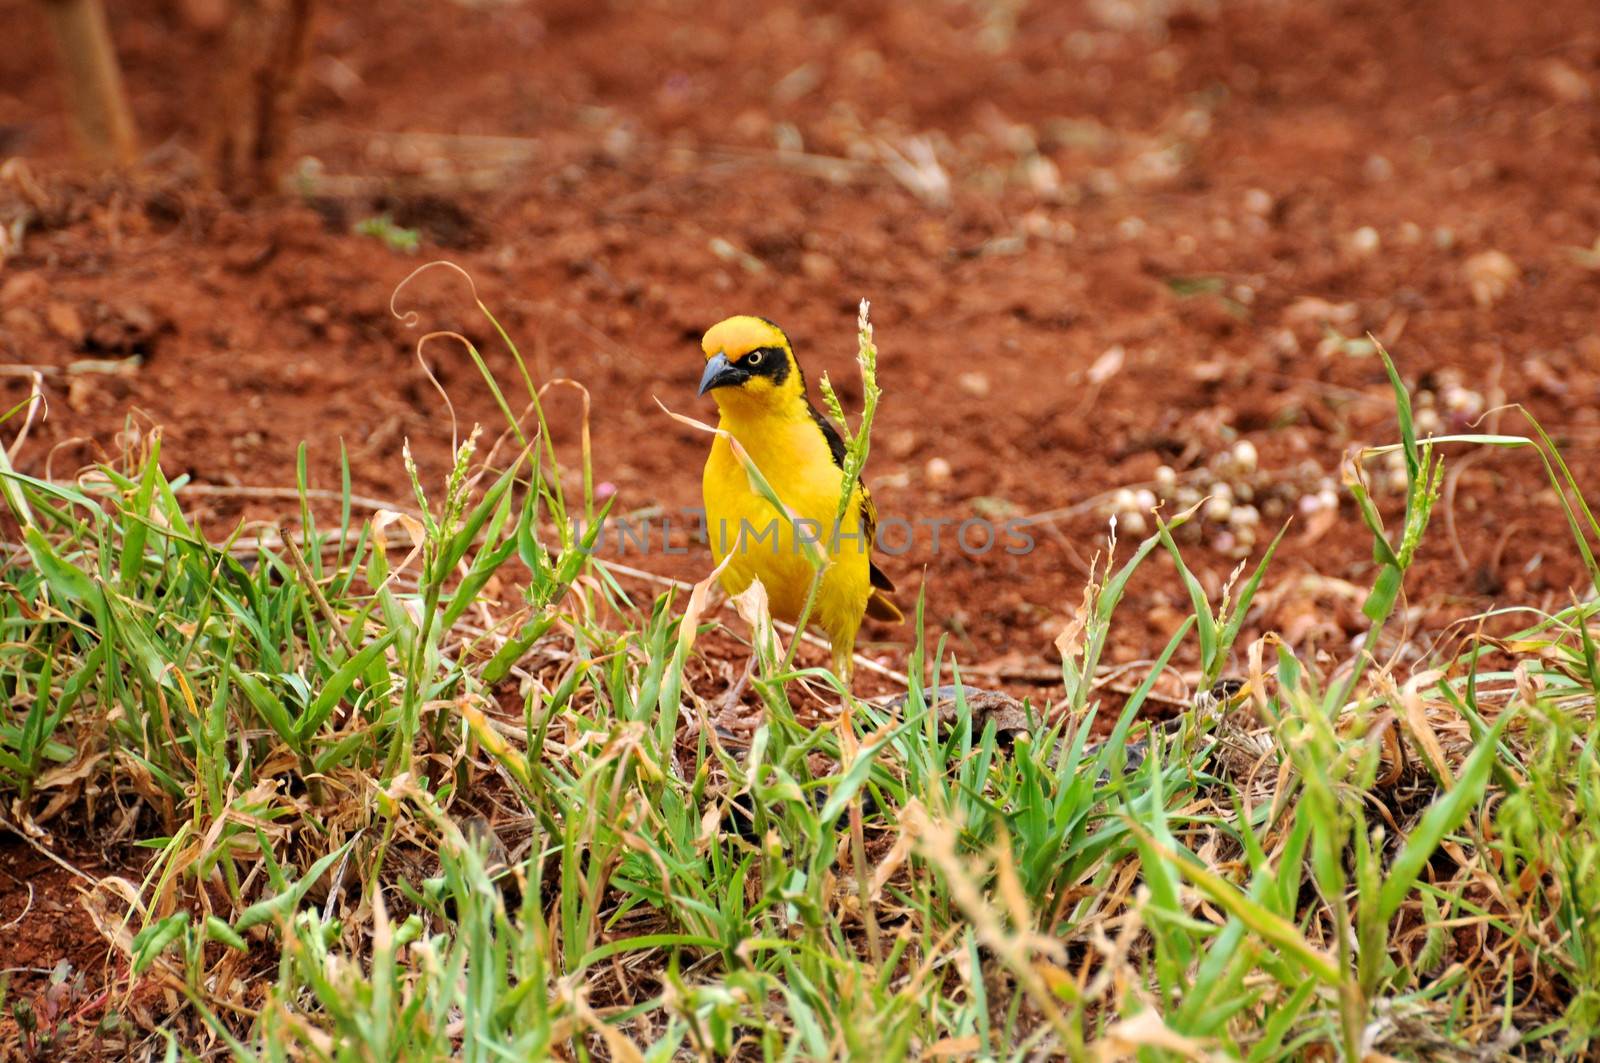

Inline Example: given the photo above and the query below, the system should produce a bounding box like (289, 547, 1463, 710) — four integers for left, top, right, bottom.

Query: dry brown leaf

(1399, 669, 1453, 786)
(994, 836, 1032, 932)
(372, 508, 428, 585)
(924, 1036, 982, 1058)
(731, 577, 782, 661)
(1094, 1009, 1216, 1061)
(1053, 618, 1085, 663)
(676, 550, 735, 651)
(868, 827, 913, 902)
(34, 752, 105, 792)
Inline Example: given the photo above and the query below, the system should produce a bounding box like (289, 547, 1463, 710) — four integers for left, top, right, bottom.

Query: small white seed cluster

(1378, 450, 1410, 493)
(1374, 371, 1487, 495)
(1103, 440, 1339, 557)
(1412, 368, 1486, 438)
(1106, 486, 1161, 535)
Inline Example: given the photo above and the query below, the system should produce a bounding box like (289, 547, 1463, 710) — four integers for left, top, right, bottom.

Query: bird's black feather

(805, 401, 849, 469)
(805, 400, 894, 595)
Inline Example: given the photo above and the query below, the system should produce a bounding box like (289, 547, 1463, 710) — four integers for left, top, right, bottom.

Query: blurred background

(1, 0, 1598, 677)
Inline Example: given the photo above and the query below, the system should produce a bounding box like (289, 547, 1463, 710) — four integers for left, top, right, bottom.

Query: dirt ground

(3, 0, 1600, 1044)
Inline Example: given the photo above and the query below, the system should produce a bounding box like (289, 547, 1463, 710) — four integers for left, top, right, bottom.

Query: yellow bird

(697, 315, 902, 680)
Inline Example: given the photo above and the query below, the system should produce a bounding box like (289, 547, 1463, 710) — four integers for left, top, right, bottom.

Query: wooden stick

(213, 0, 315, 199)
(38, 0, 138, 165)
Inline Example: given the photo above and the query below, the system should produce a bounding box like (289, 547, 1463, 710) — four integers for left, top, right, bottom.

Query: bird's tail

(867, 562, 903, 623)
(865, 588, 904, 623)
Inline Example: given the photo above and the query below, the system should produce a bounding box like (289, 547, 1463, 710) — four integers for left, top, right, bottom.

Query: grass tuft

(1, 283, 1597, 1059)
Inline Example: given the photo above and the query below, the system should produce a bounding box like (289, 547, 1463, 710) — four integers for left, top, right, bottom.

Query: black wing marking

(806, 401, 848, 469)
(807, 401, 873, 545)
(806, 400, 895, 595)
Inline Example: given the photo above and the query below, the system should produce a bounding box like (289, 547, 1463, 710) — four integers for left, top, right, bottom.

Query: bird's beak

(698, 352, 740, 396)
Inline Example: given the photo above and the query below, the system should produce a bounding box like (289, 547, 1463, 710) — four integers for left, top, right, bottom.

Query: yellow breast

(702, 412, 872, 639)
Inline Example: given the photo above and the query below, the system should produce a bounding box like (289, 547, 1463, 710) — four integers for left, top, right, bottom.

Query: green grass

(1, 293, 1598, 1061)
(354, 214, 422, 254)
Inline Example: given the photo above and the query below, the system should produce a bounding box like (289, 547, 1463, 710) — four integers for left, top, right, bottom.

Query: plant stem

(38, 0, 138, 165)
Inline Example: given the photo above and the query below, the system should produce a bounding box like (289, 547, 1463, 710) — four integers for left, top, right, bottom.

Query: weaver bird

(698, 315, 902, 681)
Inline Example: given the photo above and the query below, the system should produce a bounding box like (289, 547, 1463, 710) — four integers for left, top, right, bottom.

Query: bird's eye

(746, 350, 765, 367)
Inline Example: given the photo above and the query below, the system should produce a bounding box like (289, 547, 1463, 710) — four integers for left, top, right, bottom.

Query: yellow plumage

(697, 316, 901, 679)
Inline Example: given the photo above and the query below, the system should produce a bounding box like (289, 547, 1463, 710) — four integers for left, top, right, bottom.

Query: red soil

(2, 0, 1599, 1048)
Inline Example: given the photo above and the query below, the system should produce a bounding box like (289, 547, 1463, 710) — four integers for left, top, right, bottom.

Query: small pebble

(1463, 250, 1518, 308)
(1242, 188, 1273, 216)
(1232, 439, 1258, 474)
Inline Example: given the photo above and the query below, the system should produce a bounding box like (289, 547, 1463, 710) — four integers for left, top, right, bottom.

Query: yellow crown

(701, 316, 789, 360)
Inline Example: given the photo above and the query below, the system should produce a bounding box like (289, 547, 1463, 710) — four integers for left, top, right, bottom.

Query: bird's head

(698, 315, 804, 415)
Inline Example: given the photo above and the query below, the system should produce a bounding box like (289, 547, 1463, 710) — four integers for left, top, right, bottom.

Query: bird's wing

(806, 401, 901, 620)
(859, 484, 895, 592)
(807, 402, 849, 467)
(863, 482, 903, 622)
